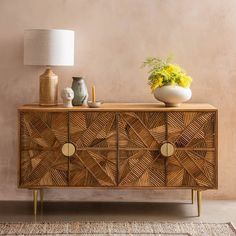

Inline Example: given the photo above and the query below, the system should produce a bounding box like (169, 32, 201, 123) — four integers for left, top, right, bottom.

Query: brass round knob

(61, 142, 76, 157)
(160, 142, 175, 157)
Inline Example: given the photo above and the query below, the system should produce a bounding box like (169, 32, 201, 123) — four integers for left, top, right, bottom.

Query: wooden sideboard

(18, 103, 218, 216)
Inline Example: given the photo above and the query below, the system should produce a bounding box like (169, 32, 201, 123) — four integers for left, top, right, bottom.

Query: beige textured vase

(154, 85, 192, 107)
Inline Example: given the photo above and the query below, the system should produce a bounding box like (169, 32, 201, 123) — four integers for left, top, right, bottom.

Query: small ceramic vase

(71, 77, 88, 106)
(61, 87, 74, 108)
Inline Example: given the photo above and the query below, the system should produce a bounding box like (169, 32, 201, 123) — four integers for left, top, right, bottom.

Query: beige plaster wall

(0, 0, 235, 201)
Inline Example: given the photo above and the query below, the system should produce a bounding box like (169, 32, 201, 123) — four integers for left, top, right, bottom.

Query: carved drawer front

(20, 112, 69, 187)
(69, 112, 117, 148)
(166, 112, 217, 188)
(69, 150, 117, 186)
(118, 112, 166, 149)
(118, 150, 165, 187)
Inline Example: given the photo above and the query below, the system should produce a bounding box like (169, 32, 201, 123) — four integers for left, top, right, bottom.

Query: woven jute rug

(0, 221, 235, 236)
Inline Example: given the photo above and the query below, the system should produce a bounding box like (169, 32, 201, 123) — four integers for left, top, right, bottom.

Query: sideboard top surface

(18, 103, 217, 112)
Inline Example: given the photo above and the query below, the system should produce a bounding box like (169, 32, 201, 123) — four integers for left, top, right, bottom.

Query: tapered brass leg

(191, 189, 195, 204)
(197, 191, 202, 217)
(33, 190, 38, 216)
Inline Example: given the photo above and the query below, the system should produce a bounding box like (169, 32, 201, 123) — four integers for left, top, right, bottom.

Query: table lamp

(24, 29, 75, 106)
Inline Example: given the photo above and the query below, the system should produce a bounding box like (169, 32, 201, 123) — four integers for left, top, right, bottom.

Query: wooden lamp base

(39, 68, 58, 106)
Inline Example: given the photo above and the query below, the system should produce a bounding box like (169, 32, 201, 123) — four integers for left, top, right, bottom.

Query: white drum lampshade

(24, 29, 75, 106)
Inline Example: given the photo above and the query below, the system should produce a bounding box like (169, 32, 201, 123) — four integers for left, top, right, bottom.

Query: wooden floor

(0, 200, 235, 225)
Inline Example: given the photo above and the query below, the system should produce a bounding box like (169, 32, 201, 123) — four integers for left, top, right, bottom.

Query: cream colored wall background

(0, 0, 235, 201)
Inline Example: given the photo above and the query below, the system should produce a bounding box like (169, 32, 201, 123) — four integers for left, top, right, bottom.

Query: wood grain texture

(118, 150, 165, 187)
(117, 111, 217, 188)
(68, 112, 117, 186)
(20, 112, 69, 186)
(69, 150, 117, 186)
(118, 112, 166, 149)
(69, 112, 117, 148)
(18, 103, 217, 112)
(18, 105, 217, 190)
(167, 150, 216, 187)
(167, 112, 215, 148)
(166, 112, 216, 188)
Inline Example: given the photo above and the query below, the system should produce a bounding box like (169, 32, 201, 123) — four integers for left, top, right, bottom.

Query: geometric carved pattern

(118, 112, 216, 188)
(69, 150, 116, 186)
(119, 112, 166, 148)
(69, 112, 117, 148)
(167, 112, 215, 148)
(118, 112, 166, 187)
(19, 109, 217, 189)
(20, 112, 69, 186)
(166, 112, 216, 187)
(118, 150, 165, 187)
(167, 150, 215, 187)
(68, 112, 117, 186)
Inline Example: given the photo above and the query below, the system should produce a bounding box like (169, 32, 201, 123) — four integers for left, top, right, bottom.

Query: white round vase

(154, 85, 192, 107)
